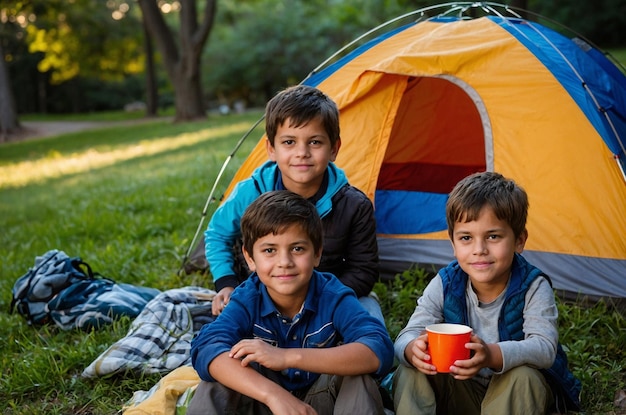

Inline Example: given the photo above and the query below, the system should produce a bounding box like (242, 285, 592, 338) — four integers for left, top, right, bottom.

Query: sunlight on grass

(0, 122, 252, 189)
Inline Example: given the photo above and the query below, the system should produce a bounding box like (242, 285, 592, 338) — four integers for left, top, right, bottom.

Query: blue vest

(439, 254, 581, 413)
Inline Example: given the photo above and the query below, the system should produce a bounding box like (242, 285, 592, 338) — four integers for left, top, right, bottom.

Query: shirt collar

(275, 170, 329, 205)
(257, 271, 321, 317)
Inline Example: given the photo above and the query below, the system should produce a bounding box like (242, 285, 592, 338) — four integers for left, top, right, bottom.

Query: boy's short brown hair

(241, 190, 323, 257)
(446, 171, 529, 239)
(264, 85, 340, 147)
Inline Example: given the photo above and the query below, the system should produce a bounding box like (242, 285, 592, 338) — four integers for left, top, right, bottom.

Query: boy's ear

(314, 248, 322, 267)
(266, 139, 276, 161)
(242, 246, 257, 271)
(330, 138, 341, 162)
(449, 238, 458, 258)
(515, 229, 528, 253)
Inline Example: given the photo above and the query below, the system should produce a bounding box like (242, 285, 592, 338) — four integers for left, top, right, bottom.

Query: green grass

(0, 111, 263, 414)
(1, 112, 625, 414)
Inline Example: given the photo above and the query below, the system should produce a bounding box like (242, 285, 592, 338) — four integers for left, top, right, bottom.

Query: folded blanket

(122, 365, 200, 415)
(82, 286, 216, 377)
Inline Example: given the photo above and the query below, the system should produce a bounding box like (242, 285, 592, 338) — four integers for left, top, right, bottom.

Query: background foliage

(2, 0, 625, 115)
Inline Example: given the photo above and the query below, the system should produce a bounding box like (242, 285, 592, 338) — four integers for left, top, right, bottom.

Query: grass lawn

(1, 111, 625, 414)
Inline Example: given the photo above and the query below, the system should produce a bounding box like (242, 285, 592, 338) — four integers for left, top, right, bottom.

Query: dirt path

(5, 117, 172, 143)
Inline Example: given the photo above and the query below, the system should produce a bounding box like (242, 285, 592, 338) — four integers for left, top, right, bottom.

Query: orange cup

(426, 323, 472, 373)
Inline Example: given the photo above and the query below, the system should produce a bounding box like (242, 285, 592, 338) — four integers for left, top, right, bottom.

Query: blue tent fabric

(375, 190, 448, 235)
(494, 17, 626, 167)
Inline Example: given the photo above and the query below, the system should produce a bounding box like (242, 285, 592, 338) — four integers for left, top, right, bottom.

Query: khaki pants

(187, 373, 385, 415)
(393, 364, 553, 415)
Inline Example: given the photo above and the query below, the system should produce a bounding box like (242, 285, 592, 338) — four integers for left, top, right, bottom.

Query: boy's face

(450, 205, 527, 294)
(242, 223, 321, 308)
(266, 116, 340, 199)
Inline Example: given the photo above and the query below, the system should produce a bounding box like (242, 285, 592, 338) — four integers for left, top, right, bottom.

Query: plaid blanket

(82, 286, 216, 377)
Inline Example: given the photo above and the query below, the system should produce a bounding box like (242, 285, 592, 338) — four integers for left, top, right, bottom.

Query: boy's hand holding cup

(425, 323, 472, 373)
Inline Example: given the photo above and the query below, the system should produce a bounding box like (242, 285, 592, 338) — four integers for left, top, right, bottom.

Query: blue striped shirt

(191, 270, 393, 391)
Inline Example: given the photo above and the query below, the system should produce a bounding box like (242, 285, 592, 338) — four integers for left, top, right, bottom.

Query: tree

(142, 17, 158, 117)
(0, 42, 20, 141)
(25, 1, 144, 84)
(529, 0, 626, 46)
(0, 2, 29, 139)
(203, 0, 415, 107)
(137, 0, 217, 121)
(1, 1, 147, 116)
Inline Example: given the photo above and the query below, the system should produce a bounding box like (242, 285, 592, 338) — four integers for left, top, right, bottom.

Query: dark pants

(187, 372, 385, 415)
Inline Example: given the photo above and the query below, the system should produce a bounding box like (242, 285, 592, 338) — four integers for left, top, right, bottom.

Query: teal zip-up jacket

(440, 254, 581, 413)
(205, 160, 379, 297)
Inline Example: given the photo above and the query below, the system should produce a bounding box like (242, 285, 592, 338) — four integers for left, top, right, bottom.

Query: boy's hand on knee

(266, 391, 318, 415)
(406, 335, 437, 375)
(230, 339, 289, 370)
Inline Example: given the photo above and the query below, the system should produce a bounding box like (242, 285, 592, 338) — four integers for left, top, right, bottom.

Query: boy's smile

(266, 116, 340, 199)
(451, 205, 527, 301)
(243, 223, 321, 317)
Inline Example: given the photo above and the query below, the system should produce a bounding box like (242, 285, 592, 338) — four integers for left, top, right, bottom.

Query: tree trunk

(38, 72, 47, 113)
(137, 0, 217, 122)
(0, 42, 20, 141)
(143, 18, 158, 117)
(172, 60, 205, 120)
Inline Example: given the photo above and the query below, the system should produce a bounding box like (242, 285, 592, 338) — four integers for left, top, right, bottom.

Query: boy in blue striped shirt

(189, 190, 393, 414)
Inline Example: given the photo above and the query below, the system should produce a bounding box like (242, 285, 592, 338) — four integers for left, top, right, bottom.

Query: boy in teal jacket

(205, 85, 382, 321)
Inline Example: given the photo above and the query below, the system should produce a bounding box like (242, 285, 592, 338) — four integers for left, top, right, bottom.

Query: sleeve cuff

(215, 275, 239, 292)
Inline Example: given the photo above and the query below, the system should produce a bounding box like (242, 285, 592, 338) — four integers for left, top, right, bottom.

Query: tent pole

(178, 116, 265, 276)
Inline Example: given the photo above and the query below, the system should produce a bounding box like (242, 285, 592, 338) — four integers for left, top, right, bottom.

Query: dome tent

(184, 2, 626, 303)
